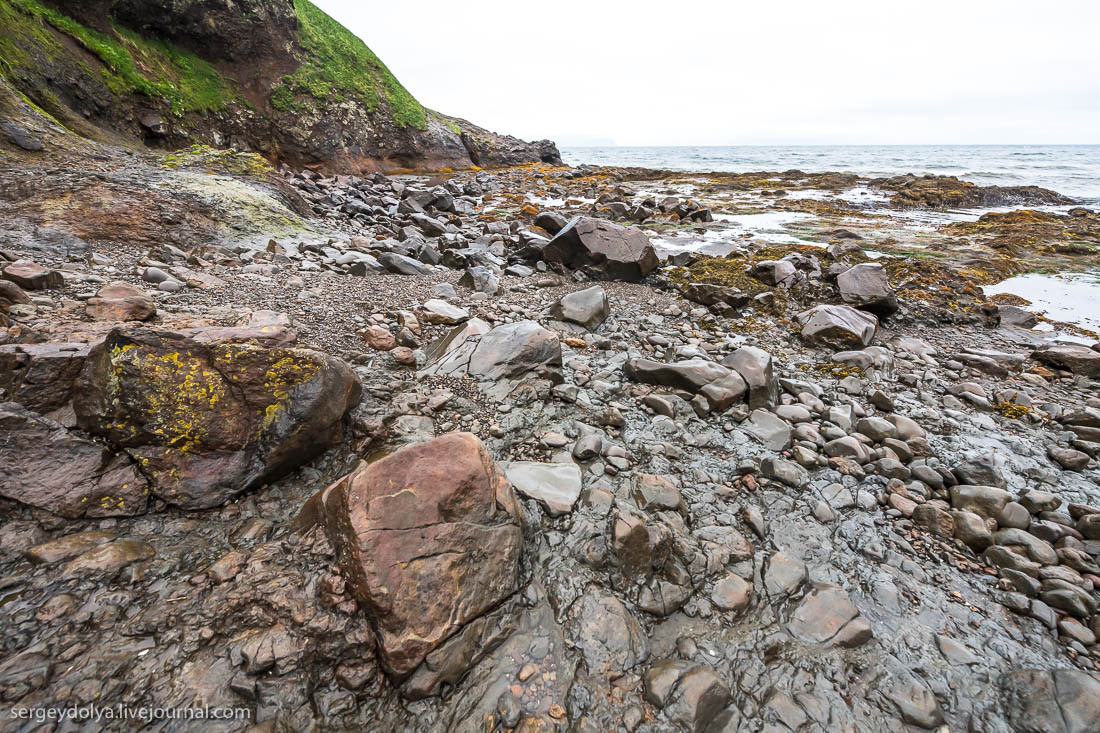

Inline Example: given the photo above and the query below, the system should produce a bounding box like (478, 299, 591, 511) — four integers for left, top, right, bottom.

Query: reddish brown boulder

(0, 342, 90, 413)
(74, 327, 361, 509)
(2, 261, 63, 290)
(0, 402, 150, 517)
(312, 432, 524, 683)
(85, 281, 156, 322)
(177, 310, 298, 348)
(0, 280, 31, 308)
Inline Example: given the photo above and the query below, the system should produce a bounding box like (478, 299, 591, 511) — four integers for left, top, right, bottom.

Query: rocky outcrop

(0, 343, 90, 414)
(73, 327, 361, 509)
(3, 159, 1100, 733)
(869, 174, 1074, 209)
(0, 0, 558, 172)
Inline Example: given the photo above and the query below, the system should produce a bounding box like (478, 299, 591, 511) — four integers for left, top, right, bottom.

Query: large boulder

(796, 304, 878, 348)
(749, 260, 798, 288)
(422, 320, 562, 383)
(680, 283, 750, 309)
(951, 485, 1012, 520)
(457, 266, 500, 295)
(0, 343, 90, 414)
(1032, 344, 1100, 378)
(73, 328, 361, 509)
(836, 263, 898, 317)
(2, 261, 63, 290)
(311, 433, 524, 687)
(85, 281, 157, 322)
(644, 661, 732, 733)
(0, 402, 150, 517)
(534, 210, 568, 235)
(0, 280, 31, 308)
(720, 346, 778, 409)
(469, 321, 562, 380)
(624, 357, 731, 393)
(379, 252, 433, 276)
(542, 216, 659, 282)
(551, 286, 610, 330)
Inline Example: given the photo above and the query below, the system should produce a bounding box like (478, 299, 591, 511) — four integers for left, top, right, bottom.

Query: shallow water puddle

(983, 271, 1100, 339)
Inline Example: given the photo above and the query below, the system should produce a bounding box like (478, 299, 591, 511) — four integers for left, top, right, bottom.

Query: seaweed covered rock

(73, 327, 361, 509)
(308, 433, 524, 692)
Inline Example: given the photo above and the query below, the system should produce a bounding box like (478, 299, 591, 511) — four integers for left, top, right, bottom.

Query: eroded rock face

(73, 328, 361, 509)
(0, 343, 90, 414)
(1000, 669, 1100, 733)
(565, 589, 649, 678)
(313, 433, 524, 688)
(542, 217, 659, 282)
(785, 584, 873, 648)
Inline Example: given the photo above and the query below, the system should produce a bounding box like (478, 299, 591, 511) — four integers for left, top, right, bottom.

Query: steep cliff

(0, 0, 560, 171)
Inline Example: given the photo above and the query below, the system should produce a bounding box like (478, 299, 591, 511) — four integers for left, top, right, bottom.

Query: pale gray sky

(313, 0, 1100, 146)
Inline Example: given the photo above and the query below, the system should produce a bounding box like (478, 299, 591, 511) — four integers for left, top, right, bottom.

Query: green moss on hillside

(271, 0, 426, 129)
(0, 0, 237, 116)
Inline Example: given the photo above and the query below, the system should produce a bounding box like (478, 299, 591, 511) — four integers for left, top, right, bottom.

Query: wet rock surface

(1, 158, 1099, 733)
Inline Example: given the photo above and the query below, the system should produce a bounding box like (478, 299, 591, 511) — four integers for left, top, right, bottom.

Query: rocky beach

(3, 1, 1100, 732)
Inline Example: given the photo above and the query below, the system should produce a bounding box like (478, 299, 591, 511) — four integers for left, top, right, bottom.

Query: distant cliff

(0, 0, 560, 171)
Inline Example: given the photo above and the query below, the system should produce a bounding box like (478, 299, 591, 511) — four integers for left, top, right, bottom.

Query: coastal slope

(0, 0, 560, 171)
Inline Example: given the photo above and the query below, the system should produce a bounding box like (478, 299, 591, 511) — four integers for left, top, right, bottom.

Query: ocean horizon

(560, 144, 1100, 201)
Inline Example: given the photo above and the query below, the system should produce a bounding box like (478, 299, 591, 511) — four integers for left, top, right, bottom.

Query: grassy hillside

(0, 0, 555, 172)
(0, 0, 236, 116)
(271, 0, 425, 129)
(0, 0, 426, 126)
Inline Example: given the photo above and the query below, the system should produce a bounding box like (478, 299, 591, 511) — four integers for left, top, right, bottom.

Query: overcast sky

(313, 0, 1100, 146)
